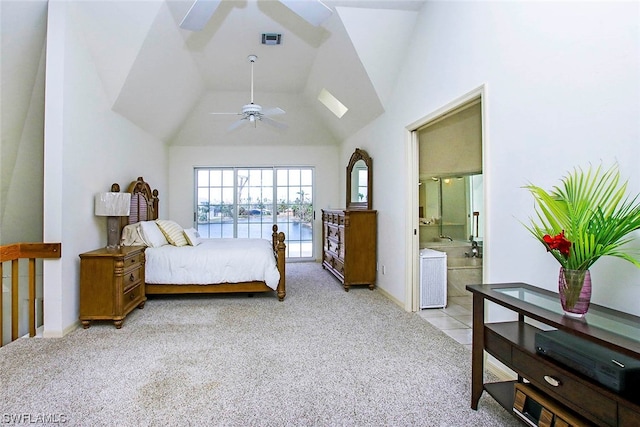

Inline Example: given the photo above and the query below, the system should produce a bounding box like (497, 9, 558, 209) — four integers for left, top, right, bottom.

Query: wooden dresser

(322, 209, 377, 291)
(79, 246, 146, 329)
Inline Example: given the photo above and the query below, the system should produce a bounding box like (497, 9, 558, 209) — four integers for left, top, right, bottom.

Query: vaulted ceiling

(4, 0, 426, 147)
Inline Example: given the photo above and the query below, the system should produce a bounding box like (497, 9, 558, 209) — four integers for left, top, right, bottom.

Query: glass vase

(558, 267, 591, 318)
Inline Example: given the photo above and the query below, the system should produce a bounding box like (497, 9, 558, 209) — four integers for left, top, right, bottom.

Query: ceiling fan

(210, 55, 287, 131)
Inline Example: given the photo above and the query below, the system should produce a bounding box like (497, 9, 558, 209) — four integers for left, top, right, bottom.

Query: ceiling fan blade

(261, 116, 288, 130)
(279, 0, 332, 26)
(180, 0, 221, 31)
(210, 112, 241, 115)
(262, 107, 286, 116)
(228, 118, 247, 131)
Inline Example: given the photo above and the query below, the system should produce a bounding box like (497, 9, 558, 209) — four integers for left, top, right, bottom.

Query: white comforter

(145, 238, 280, 290)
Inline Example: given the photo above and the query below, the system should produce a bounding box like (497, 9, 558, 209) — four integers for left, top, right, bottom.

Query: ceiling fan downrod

(248, 54, 257, 105)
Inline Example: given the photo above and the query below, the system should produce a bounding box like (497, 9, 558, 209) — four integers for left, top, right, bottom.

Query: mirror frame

(346, 148, 373, 210)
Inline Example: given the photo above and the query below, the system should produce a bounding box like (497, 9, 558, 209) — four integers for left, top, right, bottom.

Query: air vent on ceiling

(262, 33, 282, 45)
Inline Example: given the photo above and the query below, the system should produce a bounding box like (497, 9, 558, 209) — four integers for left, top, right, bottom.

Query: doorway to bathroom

(407, 86, 486, 312)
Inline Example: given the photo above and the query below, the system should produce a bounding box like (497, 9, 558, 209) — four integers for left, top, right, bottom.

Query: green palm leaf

(523, 163, 640, 271)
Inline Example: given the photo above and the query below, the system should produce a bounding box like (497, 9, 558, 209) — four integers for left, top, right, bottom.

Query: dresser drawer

(333, 257, 345, 276)
(512, 348, 617, 426)
(323, 253, 345, 279)
(326, 212, 345, 225)
(327, 239, 342, 256)
(326, 224, 341, 241)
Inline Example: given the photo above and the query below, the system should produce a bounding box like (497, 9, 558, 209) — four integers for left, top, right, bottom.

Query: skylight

(317, 88, 348, 118)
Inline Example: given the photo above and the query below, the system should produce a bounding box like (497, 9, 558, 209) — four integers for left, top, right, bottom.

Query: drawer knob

(130, 292, 135, 300)
(129, 273, 135, 282)
(544, 375, 561, 387)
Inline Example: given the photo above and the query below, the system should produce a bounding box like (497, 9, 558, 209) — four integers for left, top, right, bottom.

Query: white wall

(344, 1, 640, 315)
(168, 145, 340, 260)
(43, 0, 169, 337)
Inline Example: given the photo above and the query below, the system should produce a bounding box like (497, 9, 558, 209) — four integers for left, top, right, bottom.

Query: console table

(466, 283, 640, 426)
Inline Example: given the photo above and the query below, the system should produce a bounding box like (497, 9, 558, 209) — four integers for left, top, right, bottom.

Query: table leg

(471, 292, 485, 409)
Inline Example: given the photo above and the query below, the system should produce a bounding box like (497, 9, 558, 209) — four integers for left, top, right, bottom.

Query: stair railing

(0, 243, 61, 347)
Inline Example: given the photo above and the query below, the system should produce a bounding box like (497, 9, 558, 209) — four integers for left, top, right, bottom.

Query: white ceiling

(4, 0, 426, 146)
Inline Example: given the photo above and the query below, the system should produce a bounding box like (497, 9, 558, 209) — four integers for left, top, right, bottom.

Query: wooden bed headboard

(116, 176, 159, 230)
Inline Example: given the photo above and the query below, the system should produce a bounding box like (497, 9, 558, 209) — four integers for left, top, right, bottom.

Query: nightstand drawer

(124, 267, 142, 290)
(124, 251, 144, 269)
(122, 282, 143, 310)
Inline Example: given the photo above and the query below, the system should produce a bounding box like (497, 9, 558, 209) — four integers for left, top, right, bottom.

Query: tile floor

(416, 295, 473, 351)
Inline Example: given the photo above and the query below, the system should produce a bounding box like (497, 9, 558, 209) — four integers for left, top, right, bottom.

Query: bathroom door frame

(405, 85, 488, 312)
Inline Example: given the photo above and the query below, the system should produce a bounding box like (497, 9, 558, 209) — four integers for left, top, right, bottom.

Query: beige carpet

(1, 262, 519, 426)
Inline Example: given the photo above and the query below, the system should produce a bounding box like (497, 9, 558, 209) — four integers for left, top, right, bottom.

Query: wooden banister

(0, 243, 61, 347)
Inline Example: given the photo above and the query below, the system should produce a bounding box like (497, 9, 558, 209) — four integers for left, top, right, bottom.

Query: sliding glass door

(195, 167, 313, 259)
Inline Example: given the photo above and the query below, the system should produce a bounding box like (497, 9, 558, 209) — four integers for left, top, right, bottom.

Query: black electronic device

(535, 329, 640, 396)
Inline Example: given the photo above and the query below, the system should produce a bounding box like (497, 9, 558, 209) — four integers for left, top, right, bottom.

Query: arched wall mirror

(346, 148, 373, 210)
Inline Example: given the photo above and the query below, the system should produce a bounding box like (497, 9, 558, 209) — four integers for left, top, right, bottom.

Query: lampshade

(95, 192, 131, 216)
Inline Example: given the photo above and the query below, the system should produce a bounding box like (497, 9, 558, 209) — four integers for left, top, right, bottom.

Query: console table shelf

(467, 283, 640, 427)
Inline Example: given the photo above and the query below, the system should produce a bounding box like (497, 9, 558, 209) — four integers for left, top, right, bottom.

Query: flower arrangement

(523, 163, 640, 272)
(523, 163, 640, 315)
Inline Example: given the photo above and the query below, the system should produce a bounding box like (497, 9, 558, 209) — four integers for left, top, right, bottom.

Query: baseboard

(376, 286, 406, 311)
(42, 320, 80, 338)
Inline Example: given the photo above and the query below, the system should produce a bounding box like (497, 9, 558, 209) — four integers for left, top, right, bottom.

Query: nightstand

(79, 246, 146, 329)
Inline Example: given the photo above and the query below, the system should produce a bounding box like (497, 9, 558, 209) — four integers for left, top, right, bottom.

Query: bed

(118, 177, 286, 301)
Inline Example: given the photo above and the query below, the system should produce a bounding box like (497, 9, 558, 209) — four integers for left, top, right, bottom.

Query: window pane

(198, 169, 209, 186)
(301, 169, 312, 185)
(222, 170, 233, 185)
(210, 170, 222, 186)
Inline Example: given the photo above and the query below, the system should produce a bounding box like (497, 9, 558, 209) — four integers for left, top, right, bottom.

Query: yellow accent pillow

(155, 219, 188, 247)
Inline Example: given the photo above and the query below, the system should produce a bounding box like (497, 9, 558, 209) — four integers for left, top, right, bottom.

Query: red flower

(543, 231, 571, 257)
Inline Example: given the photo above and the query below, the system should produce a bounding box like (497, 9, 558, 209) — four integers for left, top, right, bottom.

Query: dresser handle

(129, 273, 135, 282)
(130, 292, 135, 300)
(544, 375, 561, 387)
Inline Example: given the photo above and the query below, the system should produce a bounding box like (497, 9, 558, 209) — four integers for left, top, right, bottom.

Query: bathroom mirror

(346, 148, 372, 210)
(418, 173, 483, 244)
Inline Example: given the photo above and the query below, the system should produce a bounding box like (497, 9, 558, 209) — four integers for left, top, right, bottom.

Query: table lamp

(95, 191, 131, 249)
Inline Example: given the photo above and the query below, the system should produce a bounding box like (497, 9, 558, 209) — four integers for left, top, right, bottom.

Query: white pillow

(139, 221, 169, 248)
(183, 228, 201, 246)
(156, 219, 189, 247)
